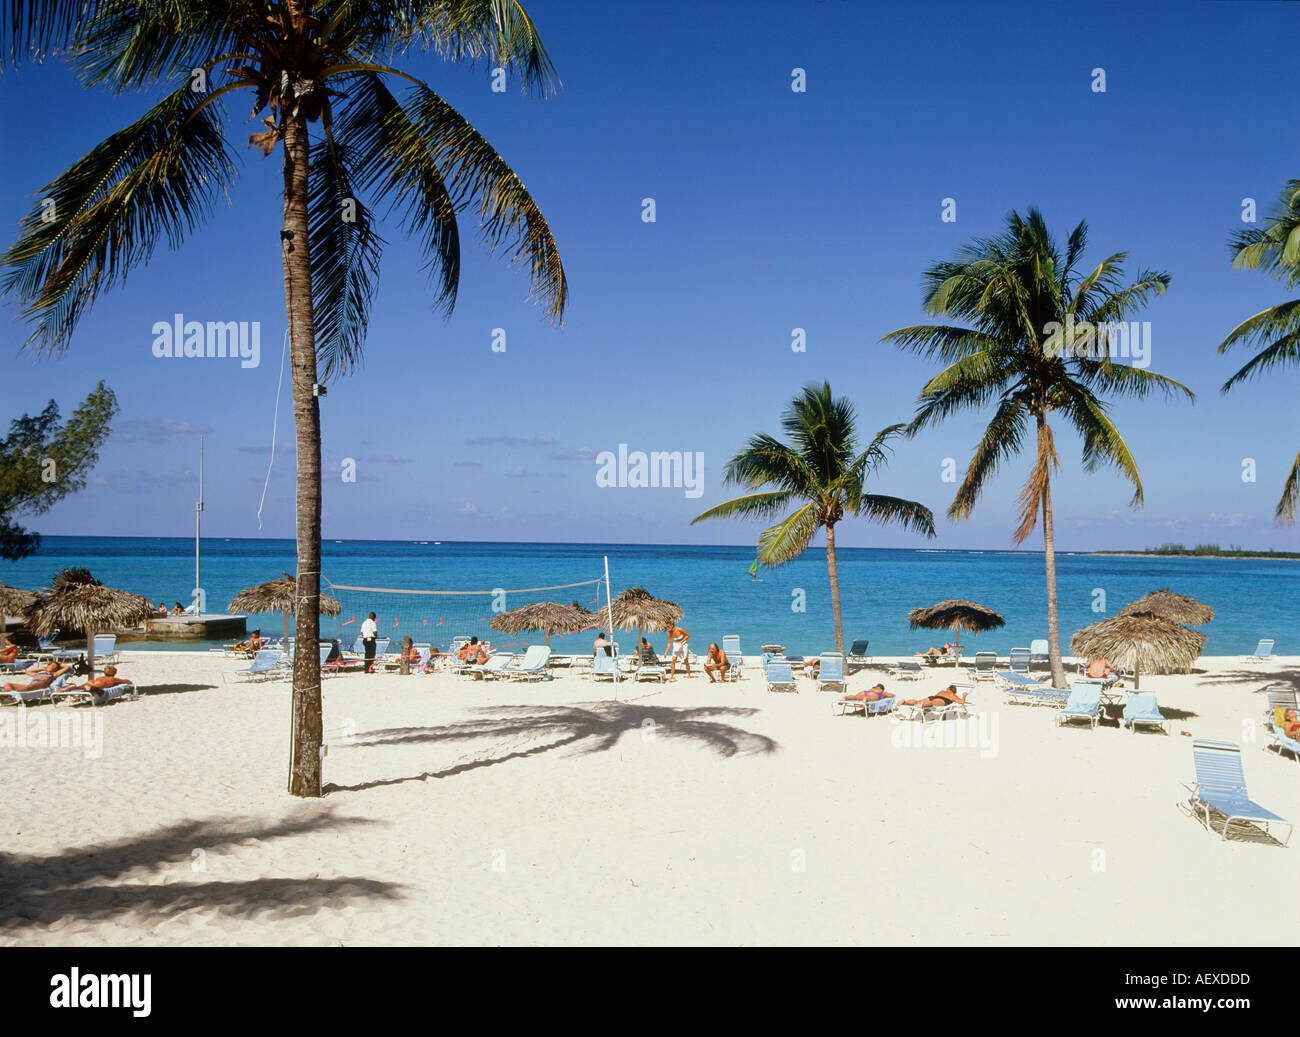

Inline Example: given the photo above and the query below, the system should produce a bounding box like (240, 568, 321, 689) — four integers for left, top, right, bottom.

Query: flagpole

(194, 436, 204, 614)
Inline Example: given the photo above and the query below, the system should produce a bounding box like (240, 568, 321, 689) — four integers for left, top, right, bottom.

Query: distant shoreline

(1092, 551, 1300, 561)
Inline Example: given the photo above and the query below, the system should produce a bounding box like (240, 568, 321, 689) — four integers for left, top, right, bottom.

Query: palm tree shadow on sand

(0, 812, 402, 934)
(324, 701, 780, 795)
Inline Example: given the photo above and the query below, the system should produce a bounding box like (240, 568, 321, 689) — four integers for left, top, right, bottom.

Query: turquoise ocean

(3, 536, 1297, 657)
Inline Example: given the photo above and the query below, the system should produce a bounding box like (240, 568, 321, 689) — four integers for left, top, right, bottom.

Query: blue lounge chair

(998, 671, 1068, 706)
(50, 679, 137, 707)
(846, 639, 871, 671)
(765, 660, 797, 693)
(1122, 693, 1168, 734)
(815, 653, 846, 693)
(231, 649, 286, 683)
(833, 690, 897, 717)
(1055, 682, 1103, 729)
(722, 635, 744, 681)
(888, 660, 924, 681)
(1008, 648, 1031, 675)
(507, 645, 552, 681)
(469, 653, 515, 681)
(1246, 639, 1275, 662)
(590, 652, 618, 681)
(1184, 739, 1292, 844)
(0, 672, 69, 706)
(1029, 639, 1049, 665)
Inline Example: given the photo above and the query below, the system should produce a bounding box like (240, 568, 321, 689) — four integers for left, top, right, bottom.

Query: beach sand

(2, 651, 1296, 946)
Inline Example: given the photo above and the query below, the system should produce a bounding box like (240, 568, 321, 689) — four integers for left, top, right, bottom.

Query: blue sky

(2, 0, 1298, 551)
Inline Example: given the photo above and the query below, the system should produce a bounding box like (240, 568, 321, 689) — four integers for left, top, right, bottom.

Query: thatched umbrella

(1119, 588, 1214, 626)
(609, 586, 683, 647)
(907, 599, 1005, 652)
(0, 581, 37, 619)
(26, 568, 155, 676)
(229, 573, 342, 643)
(490, 601, 592, 646)
(1070, 614, 1206, 689)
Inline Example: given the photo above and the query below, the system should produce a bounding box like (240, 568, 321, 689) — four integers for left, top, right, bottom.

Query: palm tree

(1, 1, 568, 797)
(691, 382, 935, 656)
(883, 209, 1193, 688)
(1220, 179, 1300, 524)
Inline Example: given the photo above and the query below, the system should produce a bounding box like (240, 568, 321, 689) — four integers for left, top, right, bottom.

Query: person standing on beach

(360, 612, 378, 673)
(665, 622, 691, 681)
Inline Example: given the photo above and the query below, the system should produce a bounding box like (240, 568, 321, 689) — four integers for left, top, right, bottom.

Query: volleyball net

(323, 574, 614, 654)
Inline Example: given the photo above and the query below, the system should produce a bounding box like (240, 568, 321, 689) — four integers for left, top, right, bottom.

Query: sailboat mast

(195, 436, 204, 612)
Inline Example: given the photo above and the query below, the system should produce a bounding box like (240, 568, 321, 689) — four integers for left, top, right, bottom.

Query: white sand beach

(2, 651, 1297, 946)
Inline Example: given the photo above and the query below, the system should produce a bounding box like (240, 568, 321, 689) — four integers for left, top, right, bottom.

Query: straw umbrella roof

(228, 573, 341, 617)
(0, 581, 37, 617)
(908, 600, 1006, 638)
(608, 587, 683, 633)
(1118, 588, 1214, 626)
(1070, 614, 1206, 677)
(490, 601, 591, 641)
(26, 568, 155, 636)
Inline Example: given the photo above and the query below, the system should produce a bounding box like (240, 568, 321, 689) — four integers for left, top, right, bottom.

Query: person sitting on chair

(1085, 657, 1114, 680)
(898, 683, 967, 708)
(592, 632, 613, 657)
(704, 642, 729, 683)
(0, 636, 17, 665)
(2, 660, 70, 693)
(633, 637, 658, 665)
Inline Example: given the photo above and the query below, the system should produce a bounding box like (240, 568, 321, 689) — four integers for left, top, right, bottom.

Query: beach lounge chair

(834, 691, 897, 717)
(50, 679, 137, 707)
(815, 653, 847, 693)
(1008, 648, 1031, 675)
(970, 652, 998, 682)
(1246, 639, 1275, 662)
(722, 635, 744, 681)
(1029, 639, 1049, 665)
(231, 649, 287, 683)
(1264, 687, 1300, 761)
(632, 648, 666, 683)
(0, 672, 68, 706)
(1054, 682, 1103, 729)
(998, 671, 1068, 707)
(1184, 739, 1292, 844)
(468, 653, 515, 681)
(589, 651, 618, 681)
(765, 660, 797, 693)
(1122, 693, 1168, 734)
(888, 660, 924, 681)
(846, 639, 871, 671)
(893, 683, 973, 725)
(506, 645, 552, 681)
(923, 644, 961, 666)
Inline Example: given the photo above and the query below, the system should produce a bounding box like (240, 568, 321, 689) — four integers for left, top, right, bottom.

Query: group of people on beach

(1, 637, 132, 701)
(593, 622, 734, 684)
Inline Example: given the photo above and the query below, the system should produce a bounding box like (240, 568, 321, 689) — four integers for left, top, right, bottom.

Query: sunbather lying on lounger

(898, 684, 967, 708)
(916, 642, 955, 658)
(65, 665, 131, 695)
(841, 683, 893, 702)
(2, 660, 70, 693)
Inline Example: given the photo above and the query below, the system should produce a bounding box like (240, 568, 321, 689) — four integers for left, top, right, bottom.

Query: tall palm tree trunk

(825, 523, 844, 656)
(1041, 473, 1065, 689)
(282, 109, 323, 799)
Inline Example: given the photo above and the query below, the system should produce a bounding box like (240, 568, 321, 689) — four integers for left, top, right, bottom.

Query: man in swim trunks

(665, 622, 690, 681)
(898, 684, 968, 708)
(703, 642, 729, 683)
(65, 664, 131, 697)
(916, 642, 954, 658)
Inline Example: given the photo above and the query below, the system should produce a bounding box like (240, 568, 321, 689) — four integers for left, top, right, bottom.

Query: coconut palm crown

(1, 0, 568, 798)
(691, 381, 935, 656)
(882, 208, 1194, 687)
(1220, 178, 1300, 524)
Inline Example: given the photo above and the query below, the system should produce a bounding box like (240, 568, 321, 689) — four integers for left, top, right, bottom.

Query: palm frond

(722, 434, 817, 494)
(690, 490, 797, 526)
(1012, 419, 1059, 545)
(854, 493, 936, 538)
(1277, 447, 1300, 525)
(756, 502, 820, 566)
(1056, 381, 1143, 504)
(1, 80, 236, 352)
(949, 396, 1029, 520)
(309, 127, 387, 380)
